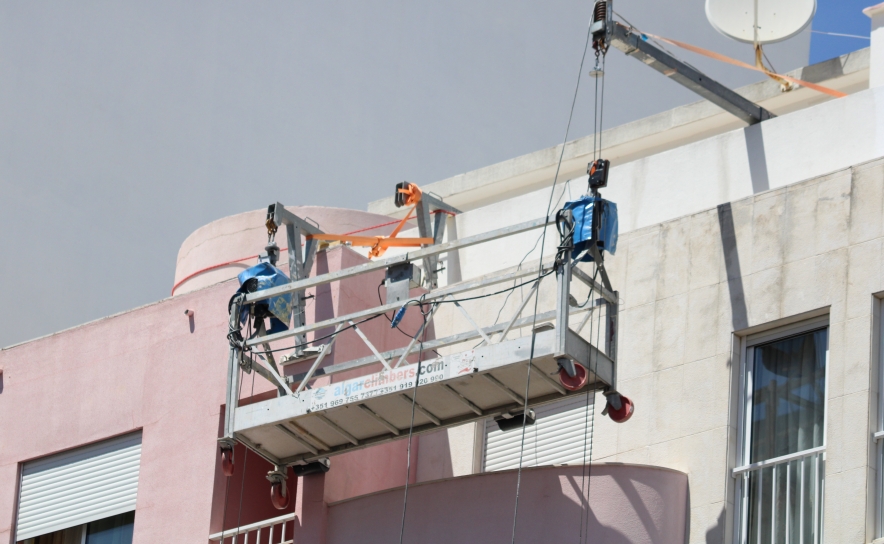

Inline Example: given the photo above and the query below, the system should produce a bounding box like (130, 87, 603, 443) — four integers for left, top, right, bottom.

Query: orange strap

(306, 232, 434, 247)
(642, 33, 847, 99)
(306, 183, 434, 259)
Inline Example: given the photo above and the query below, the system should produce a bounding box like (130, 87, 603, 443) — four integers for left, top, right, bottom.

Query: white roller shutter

(16, 432, 142, 541)
(484, 395, 594, 472)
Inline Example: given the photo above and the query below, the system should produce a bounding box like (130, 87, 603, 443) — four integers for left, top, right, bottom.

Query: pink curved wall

(327, 464, 688, 544)
(0, 242, 427, 543)
(173, 206, 413, 295)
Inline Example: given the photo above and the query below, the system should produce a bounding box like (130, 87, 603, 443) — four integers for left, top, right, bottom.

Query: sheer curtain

(745, 327, 828, 544)
(750, 328, 827, 462)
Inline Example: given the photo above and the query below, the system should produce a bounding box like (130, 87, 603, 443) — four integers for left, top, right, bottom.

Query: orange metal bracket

(306, 183, 434, 259)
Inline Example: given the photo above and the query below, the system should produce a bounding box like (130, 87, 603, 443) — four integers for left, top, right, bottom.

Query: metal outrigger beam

(592, 0, 775, 125)
(221, 204, 621, 470)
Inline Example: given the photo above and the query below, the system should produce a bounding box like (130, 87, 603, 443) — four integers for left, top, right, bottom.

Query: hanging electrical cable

(398, 302, 434, 544)
(510, 5, 599, 543)
(218, 366, 244, 541)
(576, 266, 599, 543)
(231, 369, 255, 541)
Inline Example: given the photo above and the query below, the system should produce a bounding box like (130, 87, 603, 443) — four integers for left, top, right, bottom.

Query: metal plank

(275, 424, 319, 455)
(400, 393, 442, 425)
(441, 384, 483, 415)
(271, 387, 603, 465)
(482, 373, 525, 405)
(357, 404, 400, 435)
(232, 322, 616, 464)
(286, 421, 331, 451)
(313, 414, 359, 446)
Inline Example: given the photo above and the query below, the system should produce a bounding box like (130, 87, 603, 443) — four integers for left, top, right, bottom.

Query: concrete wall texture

(427, 156, 884, 542)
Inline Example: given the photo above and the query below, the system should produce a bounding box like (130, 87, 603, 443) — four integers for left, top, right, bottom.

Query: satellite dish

(706, 0, 816, 44)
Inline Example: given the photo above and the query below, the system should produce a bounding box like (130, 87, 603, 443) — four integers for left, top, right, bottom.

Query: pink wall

(173, 206, 414, 296)
(0, 244, 426, 543)
(327, 464, 688, 544)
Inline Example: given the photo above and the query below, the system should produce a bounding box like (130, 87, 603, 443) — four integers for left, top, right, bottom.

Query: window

(876, 299, 884, 539)
(734, 319, 828, 544)
(483, 394, 593, 472)
(15, 433, 141, 543)
(18, 512, 135, 544)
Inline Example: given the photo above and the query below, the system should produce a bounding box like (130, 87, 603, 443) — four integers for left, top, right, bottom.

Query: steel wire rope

(577, 264, 605, 544)
(580, 24, 610, 542)
(377, 281, 442, 358)
(220, 312, 253, 543)
(219, 367, 244, 544)
(581, 291, 604, 544)
(481, 173, 580, 349)
(577, 265, 599, 543)
(247, 269, 555, 358)
(398, 302, 434, 544)
(232, 370, 256, 543)
(510, 9, 596, 544)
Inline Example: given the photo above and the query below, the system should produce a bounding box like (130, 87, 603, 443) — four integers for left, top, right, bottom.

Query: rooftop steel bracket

(608, 22, 775, 125)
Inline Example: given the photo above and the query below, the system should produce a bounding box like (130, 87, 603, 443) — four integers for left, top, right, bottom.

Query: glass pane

(85, 512, 134, 544)
(750, 329, 827, 463)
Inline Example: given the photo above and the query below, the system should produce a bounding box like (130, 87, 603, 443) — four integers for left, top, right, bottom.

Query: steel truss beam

(609, 22, 774, 125)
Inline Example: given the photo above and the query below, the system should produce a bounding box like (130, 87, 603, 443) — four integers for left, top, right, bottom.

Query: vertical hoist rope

(398, 302, 432, 544)
(577, 267, 600, 543)
(232, 370, 256, 542)
(219, 368, 244, 543)
(509, 8, 596, 544)
(581, 285, 605, 543)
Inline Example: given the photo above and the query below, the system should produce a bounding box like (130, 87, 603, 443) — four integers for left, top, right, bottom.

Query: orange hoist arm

(306, 182, 433, 259)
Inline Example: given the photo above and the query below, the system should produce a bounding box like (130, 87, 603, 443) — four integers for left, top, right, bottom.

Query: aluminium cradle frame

(221, 202, 621, 469)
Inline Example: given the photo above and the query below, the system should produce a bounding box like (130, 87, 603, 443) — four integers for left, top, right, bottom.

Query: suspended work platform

(234, 321, 613, 465)
(222, 190, 626, 472)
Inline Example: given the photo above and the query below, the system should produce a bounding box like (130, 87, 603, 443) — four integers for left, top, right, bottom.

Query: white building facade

(367, 21, 884, 540)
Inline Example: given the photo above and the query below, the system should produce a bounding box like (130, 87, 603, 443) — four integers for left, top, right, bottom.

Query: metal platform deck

(233, 327, 612, 466)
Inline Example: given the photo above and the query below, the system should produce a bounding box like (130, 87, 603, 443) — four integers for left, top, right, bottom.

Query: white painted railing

(208, 513, 296, 544)
(734, 447, 825, 544)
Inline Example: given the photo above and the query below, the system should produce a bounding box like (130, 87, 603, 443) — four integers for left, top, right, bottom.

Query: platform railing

(734, 446, 825, 544)
(208, 512, 296, 544)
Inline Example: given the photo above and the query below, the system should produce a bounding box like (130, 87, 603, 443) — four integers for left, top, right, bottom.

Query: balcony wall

(327, 464, 688, 544)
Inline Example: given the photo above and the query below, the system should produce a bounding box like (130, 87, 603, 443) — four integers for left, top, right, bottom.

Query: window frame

(875, 297, 884, 539)
(733, 315, 830, 544)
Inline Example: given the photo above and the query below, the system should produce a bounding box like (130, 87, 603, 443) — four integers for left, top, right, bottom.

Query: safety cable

(585, 291, 605, 541)
(218, 367, 245, 542)
(246, 313, 387, 355)
(398, 303, 434, 544)
(577, 266, 599, 544)
(232, 370, 256, 541)
(596, 55, 606, 160)
(246, 269, 554, 357)
(510, 7, 597, 544)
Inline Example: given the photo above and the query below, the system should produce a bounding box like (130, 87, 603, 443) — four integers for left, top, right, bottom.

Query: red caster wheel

(559, 363, 589, 391)
(607, 394, 634, 423)
(270, 481, 290, 510)
(220, 447, 234, 477)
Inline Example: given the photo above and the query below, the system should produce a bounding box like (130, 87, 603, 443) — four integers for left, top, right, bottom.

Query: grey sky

(0, 1, 809, 348)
